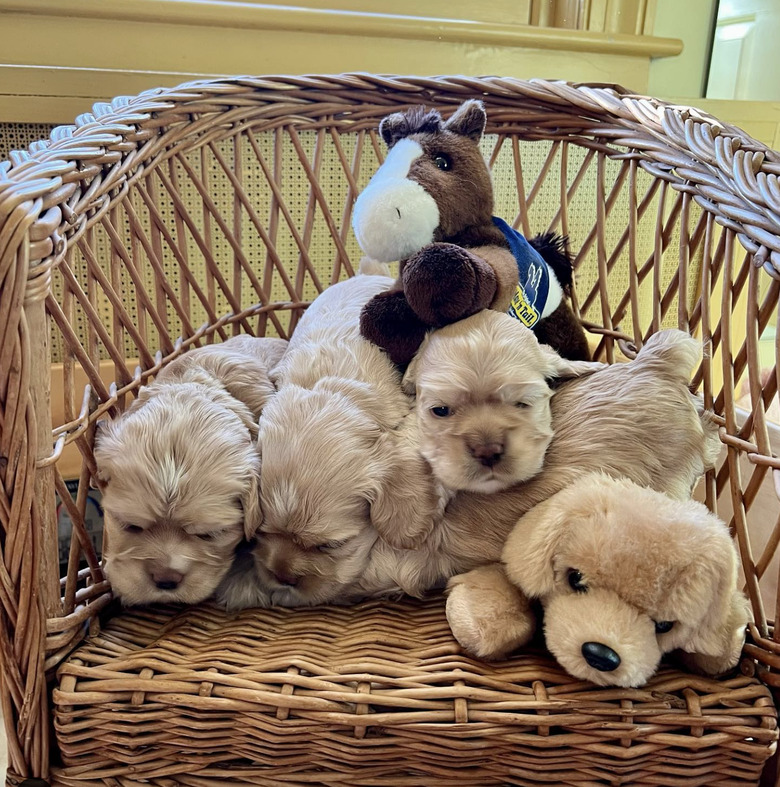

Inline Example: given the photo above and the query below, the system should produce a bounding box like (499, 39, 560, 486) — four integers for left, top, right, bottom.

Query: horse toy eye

(431, 406, 451, 417)
(654, 620, 675, 634)
(433, 154, 452, 171)
(568, 569, 587, 592)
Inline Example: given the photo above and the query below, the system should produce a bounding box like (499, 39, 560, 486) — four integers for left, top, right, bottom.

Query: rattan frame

(2, 73, 780, 785)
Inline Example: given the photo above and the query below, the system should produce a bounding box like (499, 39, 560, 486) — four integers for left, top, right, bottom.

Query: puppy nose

(274, 571, 299, 587)
(581, 641, 621, 672)
(151, 569, 184, 591)
(468, 442, 504, 467)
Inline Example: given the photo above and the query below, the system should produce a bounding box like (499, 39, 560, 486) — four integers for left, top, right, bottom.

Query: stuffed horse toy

(353, 100, 591, 367)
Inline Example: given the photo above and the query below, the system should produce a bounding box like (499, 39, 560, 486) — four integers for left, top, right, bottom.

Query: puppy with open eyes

(94, 335, 287, 606)
(216, 262, 442, 611)
(402, 309, 603, 496)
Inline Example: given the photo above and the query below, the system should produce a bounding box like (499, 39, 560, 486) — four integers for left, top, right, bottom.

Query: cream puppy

(95, 335, 287, 606)
(220, 329, 720, 611)
(402, 310, 603, 494)
(219, 266, 440, 609)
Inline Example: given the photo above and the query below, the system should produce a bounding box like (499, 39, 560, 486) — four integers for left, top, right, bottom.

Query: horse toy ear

(443, 99, 487, 142)
(379, 106, 442, 148)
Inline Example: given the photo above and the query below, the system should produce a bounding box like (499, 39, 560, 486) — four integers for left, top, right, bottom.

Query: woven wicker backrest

(1, 74, 780, 781)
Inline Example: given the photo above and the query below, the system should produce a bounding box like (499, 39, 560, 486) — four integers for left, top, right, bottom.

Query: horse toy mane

(353, 99, 590, 366)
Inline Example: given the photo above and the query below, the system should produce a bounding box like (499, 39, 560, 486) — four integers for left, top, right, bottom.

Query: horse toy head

(353, 100, 590, 367)
(353, 100, 495, 263)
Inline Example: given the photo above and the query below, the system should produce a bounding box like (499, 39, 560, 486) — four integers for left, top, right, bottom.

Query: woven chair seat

(51, 596, 777, 786)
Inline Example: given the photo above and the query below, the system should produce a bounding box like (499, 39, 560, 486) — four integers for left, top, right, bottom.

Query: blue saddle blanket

(492, 216, 551, 328)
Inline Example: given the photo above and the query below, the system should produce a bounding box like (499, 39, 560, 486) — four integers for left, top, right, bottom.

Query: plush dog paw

(403, 243, 497, 326)
(446, 564, 536, 660)
(360, 289, 430, 366)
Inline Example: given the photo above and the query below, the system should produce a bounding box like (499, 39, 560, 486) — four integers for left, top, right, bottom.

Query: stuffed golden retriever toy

(447, 473, 749, 688)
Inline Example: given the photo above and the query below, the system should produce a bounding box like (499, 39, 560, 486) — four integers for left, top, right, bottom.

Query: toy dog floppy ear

(665, 537, 751, 676)
(354, 99, 590, 367)
(482, 473, 750, 688)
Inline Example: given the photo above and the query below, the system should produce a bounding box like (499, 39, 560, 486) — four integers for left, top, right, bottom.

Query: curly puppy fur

(402, 309, 603, 494)
(362, 329, 719, 601)
(218, 328, 718, 612)
(217, 265, 441, 610)
(94, 336, 287, 605)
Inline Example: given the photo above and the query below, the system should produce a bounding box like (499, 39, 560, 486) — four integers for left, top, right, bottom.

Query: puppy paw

(446, 565, 536, 660)
(360, 290, 429, 367)
(403, 243, 497, 326)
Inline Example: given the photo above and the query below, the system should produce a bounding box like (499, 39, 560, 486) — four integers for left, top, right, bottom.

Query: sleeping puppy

(94, 335, 287, 606)
(220, 329, 719, 609)
(359, 329, 720, 600)
(219, 264, 441, 609)
(402, 310, 603, 494)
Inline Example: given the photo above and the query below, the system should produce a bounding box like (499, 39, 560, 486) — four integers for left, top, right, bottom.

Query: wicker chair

(2, 74, 780, 787)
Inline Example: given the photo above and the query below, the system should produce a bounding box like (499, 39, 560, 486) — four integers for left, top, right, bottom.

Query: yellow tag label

(508, 284, 540, 327)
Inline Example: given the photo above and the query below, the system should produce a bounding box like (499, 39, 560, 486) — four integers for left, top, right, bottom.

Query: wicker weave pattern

(1, 73, 780, 782)
(51, 598, 777, 787)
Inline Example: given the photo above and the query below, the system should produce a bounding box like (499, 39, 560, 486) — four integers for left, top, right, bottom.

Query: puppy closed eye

(316, 539, 348, 553)
(123, 524, 144, 534)
(567, 569, 587, 592)
(654, 620, 675, 634)
(430, 405, 452, 418)
(514, 401, 530, 409)
(194, 530, 227, 541)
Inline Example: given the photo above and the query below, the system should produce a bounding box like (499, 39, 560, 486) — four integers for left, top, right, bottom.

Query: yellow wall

(648, 0, 717, 99)
(0, 0, 679, 123)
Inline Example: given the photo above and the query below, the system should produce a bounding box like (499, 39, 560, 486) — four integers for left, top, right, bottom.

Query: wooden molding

(0, 0, 681, 124)
(0, 0, 681, 56)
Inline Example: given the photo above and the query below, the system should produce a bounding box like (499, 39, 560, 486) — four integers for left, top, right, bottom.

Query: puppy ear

(670, 527, 749, 671)
(315, 377, 382, 418)
(366, 416, 438, 549)
(92, 419, 117, 488)
(401, 353, 421, 396)
(176, 350, 277, 422)
(241, 466, 264, 541)
(501, 493, 571, 598)
(444, 100, 487, 142)
(539, 344, 606, 381)
(400, 331, 433, 395)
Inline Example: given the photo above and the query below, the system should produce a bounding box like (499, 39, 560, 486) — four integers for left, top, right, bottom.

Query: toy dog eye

(514, 401, 529, 409)
(123, 524, 143, 534)
(196, 532, 216, 541)
(433, 154, 452, 171)
(567, 569, 587, 592)
(431, 406, 451, 417)
(654, 620, 675, 634)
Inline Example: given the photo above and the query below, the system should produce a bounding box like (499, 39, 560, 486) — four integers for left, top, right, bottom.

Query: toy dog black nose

(581, 641, 621, 672)
(469, 442, 504, 467)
